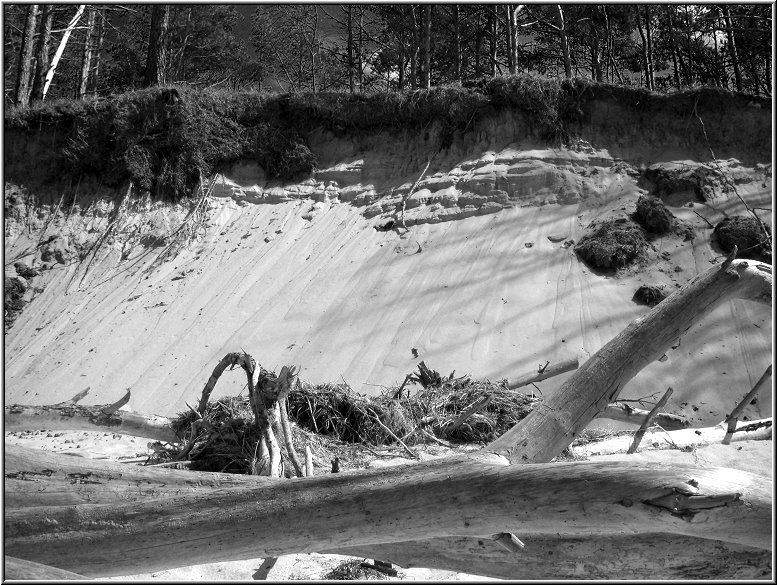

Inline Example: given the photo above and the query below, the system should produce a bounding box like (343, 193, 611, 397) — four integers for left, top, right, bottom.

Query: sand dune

(5, 144, 772, 434)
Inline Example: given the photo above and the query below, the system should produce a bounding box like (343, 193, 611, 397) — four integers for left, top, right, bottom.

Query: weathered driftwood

(572, 418, 772, 458)
(486, 256, 771, 464)
(329, 533, 771, 580)
(599, 403, 690, 430)
(506, 357, 579, 390)
(4, 390, 178, 443)
(4, 443, 770, 578)
(724, 364, 772, 444)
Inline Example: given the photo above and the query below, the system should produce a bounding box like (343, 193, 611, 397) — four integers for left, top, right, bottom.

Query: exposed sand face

(4, 143, 771, 430)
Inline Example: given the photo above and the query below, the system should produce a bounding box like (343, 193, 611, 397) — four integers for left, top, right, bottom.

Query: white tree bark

(42, 5, 86, 100)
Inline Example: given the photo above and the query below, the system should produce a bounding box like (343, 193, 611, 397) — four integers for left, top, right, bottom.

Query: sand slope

(4, 142, 772, 430)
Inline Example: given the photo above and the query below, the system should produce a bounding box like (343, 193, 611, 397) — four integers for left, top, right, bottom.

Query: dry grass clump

(157, 368, 538, 475)
(574, 218, 650, 271)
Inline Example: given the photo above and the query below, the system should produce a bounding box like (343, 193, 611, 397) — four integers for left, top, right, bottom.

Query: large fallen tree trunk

(486, 256, 771, 463)
(4, 443, 770, 578)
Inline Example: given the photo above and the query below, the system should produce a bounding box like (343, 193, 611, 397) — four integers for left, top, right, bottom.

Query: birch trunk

(42, 4, 86, 100)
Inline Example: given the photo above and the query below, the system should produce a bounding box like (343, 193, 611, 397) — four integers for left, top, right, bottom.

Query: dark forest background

(4, 3, 772, 107)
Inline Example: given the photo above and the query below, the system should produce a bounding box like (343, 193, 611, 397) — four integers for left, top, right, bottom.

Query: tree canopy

(4, 3, 771, 106)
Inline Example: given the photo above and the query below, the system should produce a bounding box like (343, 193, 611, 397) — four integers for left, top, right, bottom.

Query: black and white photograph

(3, 2, 773, 580)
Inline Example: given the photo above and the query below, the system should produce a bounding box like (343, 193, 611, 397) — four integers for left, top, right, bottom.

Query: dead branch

(445, 394, 493, 435)
(507, 357, 579, 390)
(4, 395, 177, 443)
(599, 403, 690, 431)
(723, 365, 772, 444)
(572, 418, 772, 458)
(628, 387, 674, 453)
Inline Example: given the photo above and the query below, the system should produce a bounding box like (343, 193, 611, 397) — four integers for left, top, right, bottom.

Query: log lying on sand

(599, 403, 690, 430)
(573, 418, 772, 458)
(331, 532, 771, 580)
(486, 256, 771, 464)
(4, 389, 178, 443)
(4, 443, 770, 579)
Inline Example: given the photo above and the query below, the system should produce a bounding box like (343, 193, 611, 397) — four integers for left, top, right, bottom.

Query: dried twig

(628, 387, 674, 454)
(369, 409, 418, 459)
(723, 365, 772, 445)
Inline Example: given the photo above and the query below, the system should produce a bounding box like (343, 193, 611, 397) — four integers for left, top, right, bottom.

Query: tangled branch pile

(153, 364, 538, 474)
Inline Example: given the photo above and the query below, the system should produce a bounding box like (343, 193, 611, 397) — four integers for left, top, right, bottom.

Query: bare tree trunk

(357, 6, 364, 91)
(644, 6, 654, 90)
(666, 5, 682, 89)
(14, 4, 39, 107)
(5, 442, 769, 578)
(90, 7, 105, 97)
(489, 6, 498, 76)
(505, 5, 515, 74)
(347, 5, 355, 93)
(42, 4, 85, 100)
(453, 5, 461, 83)
(76, 7, 96, 99)
(30, 4, 52, 103)
(555, 5, 572, 78)
(409, 5, 418, 89)
(635, 6, 651, 90)
(173, 6, 193, 81)
(721, 5, 743, 92)
(144, 4, 169, 87)
(421, 4, 431, 89)
(486, 257, 771, 464)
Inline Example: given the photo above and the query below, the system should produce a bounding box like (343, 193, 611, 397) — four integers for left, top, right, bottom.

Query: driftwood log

(486, 256, 771, 463)
(4, 255, 772, 579)
(572, 417, 772, 458)
(4, 443, 770, 578)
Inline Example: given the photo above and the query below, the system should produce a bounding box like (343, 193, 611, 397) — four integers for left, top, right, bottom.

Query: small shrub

(713, 215, 772, 262)
(633, 195, 673, 234)
(574, 218, 649, 271)
(247, 122, 316, 181)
